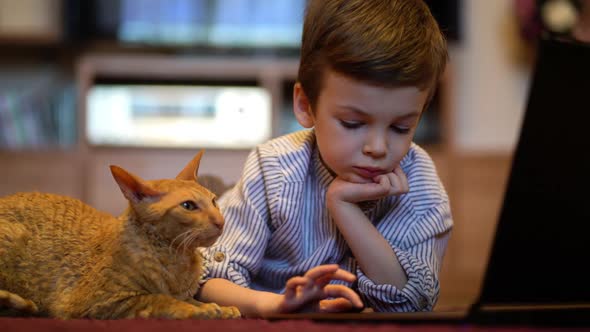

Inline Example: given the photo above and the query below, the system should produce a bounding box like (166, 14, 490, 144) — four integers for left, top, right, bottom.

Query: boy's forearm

(197, 278, 280, 318)
(328, 201, 408, 288)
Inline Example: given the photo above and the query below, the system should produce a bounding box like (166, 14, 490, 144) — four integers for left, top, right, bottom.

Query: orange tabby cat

(0, 151, 240, 319)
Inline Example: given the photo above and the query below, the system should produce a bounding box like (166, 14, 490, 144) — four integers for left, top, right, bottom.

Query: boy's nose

(363, 132, 387, 158)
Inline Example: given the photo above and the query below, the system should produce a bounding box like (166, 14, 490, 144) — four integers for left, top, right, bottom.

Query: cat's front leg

(186, 297, 241, 319)
(118, 294, 240, 319)
(0, 290, 39, 315)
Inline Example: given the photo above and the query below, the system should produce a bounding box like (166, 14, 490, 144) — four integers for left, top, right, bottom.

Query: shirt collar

(311, 143, 335, 189)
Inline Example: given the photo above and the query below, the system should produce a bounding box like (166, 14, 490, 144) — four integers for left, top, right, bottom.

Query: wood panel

(0, 150, 83, 200)
(436, 153, 513, 310)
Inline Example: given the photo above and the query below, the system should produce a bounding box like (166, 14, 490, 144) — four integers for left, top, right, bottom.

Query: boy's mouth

(353, 166, 386, 179)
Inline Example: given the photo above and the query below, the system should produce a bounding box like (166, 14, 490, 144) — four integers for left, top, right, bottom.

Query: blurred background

(0, 0, 583, 311)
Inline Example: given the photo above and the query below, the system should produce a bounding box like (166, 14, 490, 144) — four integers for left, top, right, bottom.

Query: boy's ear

(175, 150, 203, 182)
(293, 83, 315, 128)
(110, 166, 163, 203)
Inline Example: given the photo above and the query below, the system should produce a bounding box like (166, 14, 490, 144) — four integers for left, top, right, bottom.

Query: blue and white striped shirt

(201, 129, 453, 312)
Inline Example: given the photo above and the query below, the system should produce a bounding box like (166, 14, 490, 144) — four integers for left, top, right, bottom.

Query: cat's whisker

(178, 229, 199, 257)
(177, 232, 188, 255)
(170, 229, 194, 257)
(176, 228, 197, 257)
(181, 231, 196, 256)
(186, 229, 200, 250)
(189, 231, 198, 253)
(169, 230, 187, 254)
(180, 231, 196, 255)
(176, 236, 188, 257)
(169, 235, 181, 255)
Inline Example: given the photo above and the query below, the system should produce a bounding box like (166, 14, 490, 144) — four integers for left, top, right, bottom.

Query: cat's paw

(0, 290, 39, 314)
(191, 302, 241, 319)
(218, 305, 241, 319)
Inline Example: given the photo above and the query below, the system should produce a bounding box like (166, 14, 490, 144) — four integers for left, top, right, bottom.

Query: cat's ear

(110, 165, 163, 203)
(175, 150, 204, 182)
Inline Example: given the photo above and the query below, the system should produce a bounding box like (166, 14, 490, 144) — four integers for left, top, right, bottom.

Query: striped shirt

(201, 129, 453, 312)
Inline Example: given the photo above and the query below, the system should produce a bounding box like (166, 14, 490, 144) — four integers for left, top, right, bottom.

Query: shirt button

(213, 252, 225, 262)
(418, 298, 428, 308)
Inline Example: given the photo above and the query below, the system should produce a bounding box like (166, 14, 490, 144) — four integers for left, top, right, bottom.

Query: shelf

(0, 34, 61, 46)
(77, 54, 299, 81)
(0, 52, 455, 215)
(77, 54, 300, 145)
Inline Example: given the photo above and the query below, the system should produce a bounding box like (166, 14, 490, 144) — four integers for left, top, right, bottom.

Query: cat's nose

(209, 214, 224, 230)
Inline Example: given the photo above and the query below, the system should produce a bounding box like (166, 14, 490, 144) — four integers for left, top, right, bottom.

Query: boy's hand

(327, 166, 409, 204)
(274, 264, 363, 314)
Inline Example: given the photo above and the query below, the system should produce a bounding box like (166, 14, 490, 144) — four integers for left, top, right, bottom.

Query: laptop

(267, 37, 590, 325)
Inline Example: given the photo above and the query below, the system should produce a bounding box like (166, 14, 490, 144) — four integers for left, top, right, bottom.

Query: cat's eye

(212, 198, 218, 208)
(181, 201, 199, 211)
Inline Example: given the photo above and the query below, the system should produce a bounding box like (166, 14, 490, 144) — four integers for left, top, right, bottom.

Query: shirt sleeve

(355, 201, 453, 312)
(199, 147, 272, 288)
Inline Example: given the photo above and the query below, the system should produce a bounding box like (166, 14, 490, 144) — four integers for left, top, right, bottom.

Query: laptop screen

(478, 38, 590, 305)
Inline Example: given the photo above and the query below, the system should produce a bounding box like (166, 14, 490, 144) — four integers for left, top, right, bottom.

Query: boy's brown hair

(297, 0, 448, 108)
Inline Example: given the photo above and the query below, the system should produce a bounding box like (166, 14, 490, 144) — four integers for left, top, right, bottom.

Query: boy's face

(294, 69, 429, 184)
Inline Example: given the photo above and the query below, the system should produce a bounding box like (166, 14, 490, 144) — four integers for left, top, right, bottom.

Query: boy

(197, 0, 452, 316)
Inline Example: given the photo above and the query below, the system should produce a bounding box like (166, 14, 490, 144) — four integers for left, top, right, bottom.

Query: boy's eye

(391, 125, 411, 134)
(339, 120, 363, 129)
(181, 201, 199, 211)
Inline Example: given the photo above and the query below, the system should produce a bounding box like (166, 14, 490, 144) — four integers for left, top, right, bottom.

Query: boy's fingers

(315, 268, 356, 287)
(302, 277, 315, 292)
(319, 298, 354, 313)
(394, 166, 409, 192)
(394, 165, 406, 178)
(374, 174, 389, 186)
(286, 276, 308, 289)
(304, 264, 339, 279)
(357, 182, 389, 201)
(305, 265, 356, 284)
(380, 173, 394, 190)
(385, 168, 409, 195)
(285, 276, 308, 298)
(323, 285, 364, 308)
(330, 269, 357, 283)
(386, 173, 402, 195)
(315, 274, 334, 287)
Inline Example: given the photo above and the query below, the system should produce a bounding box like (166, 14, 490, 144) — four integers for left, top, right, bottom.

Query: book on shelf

(0, 66, 77, 150)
